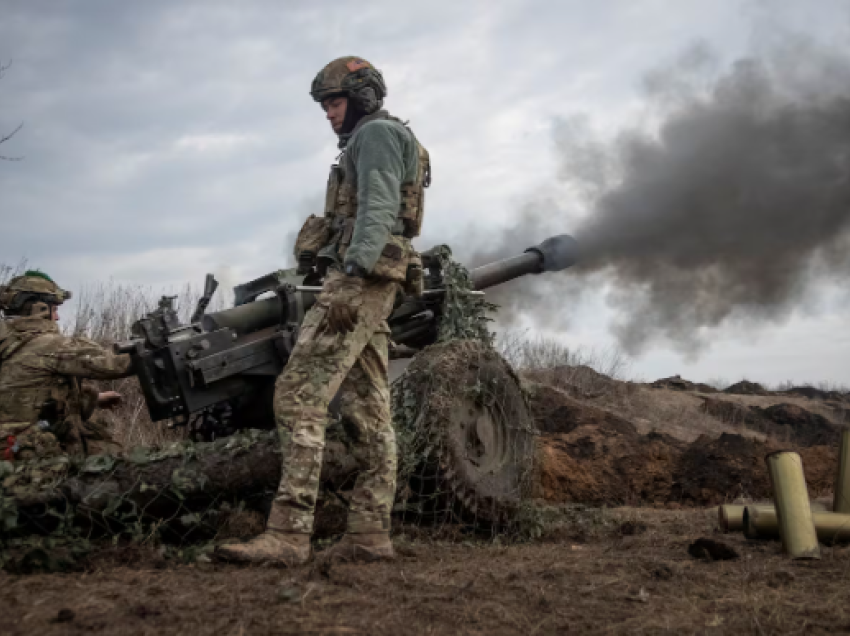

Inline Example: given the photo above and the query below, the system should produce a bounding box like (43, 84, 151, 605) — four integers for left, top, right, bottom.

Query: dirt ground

(5, 507, 850, 636)
(6, 371, 850, 634)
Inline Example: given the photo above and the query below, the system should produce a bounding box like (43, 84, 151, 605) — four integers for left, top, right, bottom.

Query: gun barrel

(469, 252, 542, 290)
(202, 234, 578, 339)
(469, 234, 579, 291)
(203, 297, 281, 336)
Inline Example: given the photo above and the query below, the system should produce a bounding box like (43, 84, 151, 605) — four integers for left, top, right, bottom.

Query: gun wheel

(392, 340, 535, 528)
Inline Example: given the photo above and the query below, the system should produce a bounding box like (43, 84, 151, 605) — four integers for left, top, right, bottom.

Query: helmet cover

(0, 270, 71, 315)
(310, 56, 387, 114)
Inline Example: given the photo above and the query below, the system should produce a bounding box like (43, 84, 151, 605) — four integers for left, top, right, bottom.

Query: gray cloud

(4, 0, 850, 383)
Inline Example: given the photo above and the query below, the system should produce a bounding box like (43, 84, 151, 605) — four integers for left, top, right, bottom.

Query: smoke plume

(482, 39, 850, 355)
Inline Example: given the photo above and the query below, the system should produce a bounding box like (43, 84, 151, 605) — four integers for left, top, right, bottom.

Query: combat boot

(318, 533, 394, 564)
(216, 530, 311, 566)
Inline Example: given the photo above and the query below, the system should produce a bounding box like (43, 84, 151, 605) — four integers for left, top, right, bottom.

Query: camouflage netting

(431, 245, 496, 344)
(0, 431, 282, 570)
(392, 340, 536, 530)
(0, 253, 538, 571)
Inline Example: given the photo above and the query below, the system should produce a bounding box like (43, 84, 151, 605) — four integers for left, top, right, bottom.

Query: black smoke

(478, 40, 850, 355)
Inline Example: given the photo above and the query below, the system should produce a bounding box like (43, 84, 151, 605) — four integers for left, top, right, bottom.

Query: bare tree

(0, 59, 23, 161)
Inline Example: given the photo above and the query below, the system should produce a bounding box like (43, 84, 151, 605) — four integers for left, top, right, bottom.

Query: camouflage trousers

(271, 274, 400, 535)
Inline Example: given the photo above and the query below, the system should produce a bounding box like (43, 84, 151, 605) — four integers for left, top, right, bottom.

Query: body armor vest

(294, 112, 430, 286)
(0, 319, 92, 435)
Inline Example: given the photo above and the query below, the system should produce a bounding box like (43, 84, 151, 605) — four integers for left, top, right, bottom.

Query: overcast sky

(2, 0, 849, 386)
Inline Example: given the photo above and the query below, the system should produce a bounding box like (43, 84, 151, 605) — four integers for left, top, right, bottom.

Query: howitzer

(117, 235, 578, 440)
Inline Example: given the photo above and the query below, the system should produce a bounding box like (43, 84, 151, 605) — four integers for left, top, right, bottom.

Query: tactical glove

(325, 274, 364, 334)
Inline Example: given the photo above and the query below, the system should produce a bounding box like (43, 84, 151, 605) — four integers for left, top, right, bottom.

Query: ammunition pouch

(338, 233, 413, 283)
(403, 252, 424, 297)
(293, 215, 331, 267)
(325, 165, 357, 219)
(371, 235, 414, 283)
(397, 142, 430, 239)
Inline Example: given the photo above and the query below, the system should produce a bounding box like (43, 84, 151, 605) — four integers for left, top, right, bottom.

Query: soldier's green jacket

(342, 114, 420, 273)
(0, 317, 133, 434)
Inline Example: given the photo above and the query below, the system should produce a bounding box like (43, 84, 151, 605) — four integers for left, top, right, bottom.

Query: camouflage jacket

(0, 317, 133, 434)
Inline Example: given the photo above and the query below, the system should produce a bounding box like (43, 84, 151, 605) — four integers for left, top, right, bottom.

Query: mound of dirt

(782, 386, 850, 404)
(672, 433, 773, 504)
(724, 380, 769, 395)
(751, 403, 842, 447)
(538, 427, 682, 505)
(527, 383, 636, 436)
(699, 397, 843, 447)
(651, 375, 717, 393)
(535, 388, 839, 506)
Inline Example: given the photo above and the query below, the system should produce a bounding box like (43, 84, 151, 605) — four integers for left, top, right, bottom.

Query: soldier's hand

(97, 391, 123, 410)
(325, 274, 364, 334)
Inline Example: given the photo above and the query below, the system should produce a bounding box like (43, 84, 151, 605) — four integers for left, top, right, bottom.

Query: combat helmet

(310, 56, 387, 115)
(0, 271, 71, 317)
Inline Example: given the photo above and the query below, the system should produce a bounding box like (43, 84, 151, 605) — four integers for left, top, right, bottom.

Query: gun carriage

(118, 235, 578, 523)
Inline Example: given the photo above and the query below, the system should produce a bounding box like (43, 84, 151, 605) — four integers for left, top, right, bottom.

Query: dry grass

(705, 391, 850, 425)
(497, 331, 630, 380)
(614, 387, 769, 442)
(496, 332, 742, 442)
(62, 282, 180, 446)
(497, 331, 850, 444)
(67, 280, 232, 447)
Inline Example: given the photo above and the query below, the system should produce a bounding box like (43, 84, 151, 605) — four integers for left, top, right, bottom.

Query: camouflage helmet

(310, 56, 386, 114)
(0, 270, 71, 316)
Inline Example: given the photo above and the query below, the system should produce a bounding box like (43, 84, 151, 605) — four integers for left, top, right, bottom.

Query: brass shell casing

(744, 508, 850, 545)
(719, 504, 768, 533)
(765, 451, 820, 559)
(719, 502, 827, 533)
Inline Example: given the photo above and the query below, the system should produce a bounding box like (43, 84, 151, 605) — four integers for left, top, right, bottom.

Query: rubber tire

(392, 340, 535, 527)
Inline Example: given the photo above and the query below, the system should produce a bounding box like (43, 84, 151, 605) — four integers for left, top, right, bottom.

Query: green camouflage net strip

(432, 246, 497, 345)
(393, 249, 498, 500)
(0, 429, 278, 572)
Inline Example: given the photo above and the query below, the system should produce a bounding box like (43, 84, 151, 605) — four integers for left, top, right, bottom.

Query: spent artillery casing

(719, 504, 767, 533)
(744, 508, 850, 544)
(765, 451, 821, 559)
(743, 505, 777, 540)
(718, 502, 827, 533)
(834, 430, 850, 514)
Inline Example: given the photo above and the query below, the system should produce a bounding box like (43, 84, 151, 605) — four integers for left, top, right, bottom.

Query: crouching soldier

(0, 271, 133, 460)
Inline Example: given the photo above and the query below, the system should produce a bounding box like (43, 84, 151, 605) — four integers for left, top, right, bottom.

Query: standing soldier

(0, 271, 133, 460)
(219, 56, 429, 565)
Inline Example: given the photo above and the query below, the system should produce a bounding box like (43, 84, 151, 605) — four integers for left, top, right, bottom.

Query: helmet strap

(339, 99, 368, 135)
